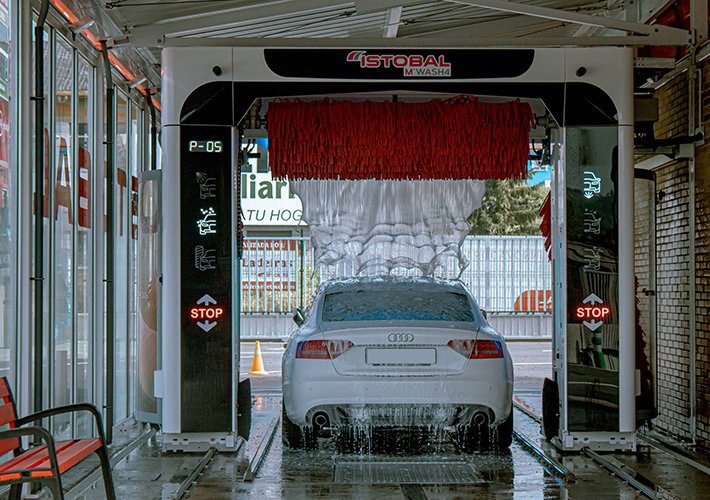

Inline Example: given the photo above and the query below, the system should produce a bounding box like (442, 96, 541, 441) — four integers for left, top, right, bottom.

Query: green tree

(468, 179, 549, 235)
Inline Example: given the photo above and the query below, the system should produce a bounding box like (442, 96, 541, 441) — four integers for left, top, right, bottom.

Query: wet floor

(183, 394, 645, 500)
(67, 392, 674, 500)
(67, 388, 710, 499)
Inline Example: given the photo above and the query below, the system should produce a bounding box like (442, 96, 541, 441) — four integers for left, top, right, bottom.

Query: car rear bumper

(282, 359, 513, 428)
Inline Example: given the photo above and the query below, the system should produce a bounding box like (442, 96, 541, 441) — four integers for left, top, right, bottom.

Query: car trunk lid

(320, 322, 486, 376)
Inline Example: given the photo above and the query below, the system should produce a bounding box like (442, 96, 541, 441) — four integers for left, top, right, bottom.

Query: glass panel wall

(52, 37, 73, 439)
(76, 56, 94, 436)
(27, 16, 149, 437)
(0, 0, 14, 385)
(128, 102, 140, 418)
(114, 91, 128, 423)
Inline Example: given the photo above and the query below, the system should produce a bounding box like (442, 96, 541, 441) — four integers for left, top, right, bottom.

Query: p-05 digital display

(181, 126, 232, 433)
(188, 140, 223, 153)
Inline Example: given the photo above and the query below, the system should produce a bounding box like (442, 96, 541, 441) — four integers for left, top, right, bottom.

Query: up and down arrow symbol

(582, 293, 603, 306)
(197, 321, 217, 332)
(197, 294, 217, 306)
(583, 320, 603, 331)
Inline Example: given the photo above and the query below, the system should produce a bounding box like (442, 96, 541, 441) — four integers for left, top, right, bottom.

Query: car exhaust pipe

(472, 411, 488, 426)
(313, 412, 331, 437)
(313, 412, 329, 428)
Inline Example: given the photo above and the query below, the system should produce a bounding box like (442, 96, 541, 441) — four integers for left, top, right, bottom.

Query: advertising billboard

(240, 140, 304, 227)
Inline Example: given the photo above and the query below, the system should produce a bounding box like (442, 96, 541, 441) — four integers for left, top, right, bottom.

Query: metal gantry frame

(160, 43, 637, 452)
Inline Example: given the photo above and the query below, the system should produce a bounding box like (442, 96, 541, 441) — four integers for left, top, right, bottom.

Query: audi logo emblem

(388, 333, 414, 343)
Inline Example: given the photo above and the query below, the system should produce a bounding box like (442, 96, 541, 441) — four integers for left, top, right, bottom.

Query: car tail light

(447, 339, 474, 357)
(471, 340, 503, 358)
(327, 340, 354, 359)
(296, 340, 353, 359)
(447, 339, 503, 359)
(296, 340, 330, 359)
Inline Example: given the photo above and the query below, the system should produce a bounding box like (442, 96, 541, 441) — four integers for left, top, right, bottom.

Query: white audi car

(281, 276, 514, 451)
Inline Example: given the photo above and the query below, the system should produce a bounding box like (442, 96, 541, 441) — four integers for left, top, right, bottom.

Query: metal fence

(240, 235, 552, 315)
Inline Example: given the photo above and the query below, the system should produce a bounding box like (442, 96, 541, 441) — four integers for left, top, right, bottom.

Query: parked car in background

(281, 276, 514, 452)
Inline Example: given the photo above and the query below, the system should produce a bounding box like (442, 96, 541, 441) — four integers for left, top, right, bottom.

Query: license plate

(366, 348, 436, 365)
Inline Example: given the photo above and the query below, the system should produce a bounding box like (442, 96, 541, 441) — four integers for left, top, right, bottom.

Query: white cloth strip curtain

(291, 179, 485, 278)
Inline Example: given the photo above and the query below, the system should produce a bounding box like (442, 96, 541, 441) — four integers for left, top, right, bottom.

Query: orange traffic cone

(247, 341, 269, 376)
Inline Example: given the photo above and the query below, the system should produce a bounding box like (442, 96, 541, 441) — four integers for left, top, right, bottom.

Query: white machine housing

(160, 44, 635, 452)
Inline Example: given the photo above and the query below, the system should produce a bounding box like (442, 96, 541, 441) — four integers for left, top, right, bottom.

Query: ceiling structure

(50, 0, 706, 102)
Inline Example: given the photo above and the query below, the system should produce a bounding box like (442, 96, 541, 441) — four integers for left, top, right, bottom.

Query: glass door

(136, 170, 162, 424)
(634, 169, 657, 424)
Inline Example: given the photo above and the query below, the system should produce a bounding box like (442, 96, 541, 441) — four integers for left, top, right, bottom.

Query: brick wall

(644, 60, 710, 449)
(653, 159, 691, 437)
(694, 61, 710, 447)
(644, 70, 692, 439)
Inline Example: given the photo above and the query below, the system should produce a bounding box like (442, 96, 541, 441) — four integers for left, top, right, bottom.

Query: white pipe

(618, 124, 636, 432)
(613, 46, 636, 434)
(161, 48, 181, 433)
(161, 124, 180, 434)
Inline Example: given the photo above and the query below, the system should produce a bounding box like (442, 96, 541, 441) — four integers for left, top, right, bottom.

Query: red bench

(0, 377, 116, 499)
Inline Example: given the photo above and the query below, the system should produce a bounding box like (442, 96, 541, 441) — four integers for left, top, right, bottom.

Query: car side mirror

(481, 309, 488, 320)
(292, 307, 305, 327)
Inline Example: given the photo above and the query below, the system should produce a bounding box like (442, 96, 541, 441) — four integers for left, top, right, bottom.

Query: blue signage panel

(180, 126, 233, 432)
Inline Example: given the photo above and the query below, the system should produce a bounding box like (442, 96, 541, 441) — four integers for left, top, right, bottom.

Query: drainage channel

(329, 405, 572, 498)
(169, 447, 219, 500)
(334, 434, 486, 500)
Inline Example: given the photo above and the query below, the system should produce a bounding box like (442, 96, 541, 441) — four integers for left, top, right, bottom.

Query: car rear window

(322, 289, 476, 322)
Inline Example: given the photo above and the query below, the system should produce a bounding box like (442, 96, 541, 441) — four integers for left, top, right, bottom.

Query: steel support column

(32, 0, 49, 417)
(617, 47, 637, 435)
(691, 0, 708, 44)
(100, 41, 116, 444)
(619, 124, 636, 433)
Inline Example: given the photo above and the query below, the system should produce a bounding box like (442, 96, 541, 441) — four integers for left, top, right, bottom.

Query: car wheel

(456, 421, 490, 453)
(494, 410, 513, 451)
(282, 403, 317, 450)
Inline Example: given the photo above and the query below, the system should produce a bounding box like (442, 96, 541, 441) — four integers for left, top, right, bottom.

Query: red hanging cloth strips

(268, 97, 534, 180)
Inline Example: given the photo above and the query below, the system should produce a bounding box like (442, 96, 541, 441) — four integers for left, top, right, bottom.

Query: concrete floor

(65, 342, 710, 500)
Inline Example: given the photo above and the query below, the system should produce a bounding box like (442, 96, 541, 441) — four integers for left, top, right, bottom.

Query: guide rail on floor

(244, 416, 280, 482)
(170, 447, 217, 500)
(583, 448, 657, 499)
(513, 426, 576, 482)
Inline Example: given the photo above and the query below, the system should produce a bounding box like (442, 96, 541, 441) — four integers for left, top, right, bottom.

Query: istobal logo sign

(346, 50, 452, 77)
